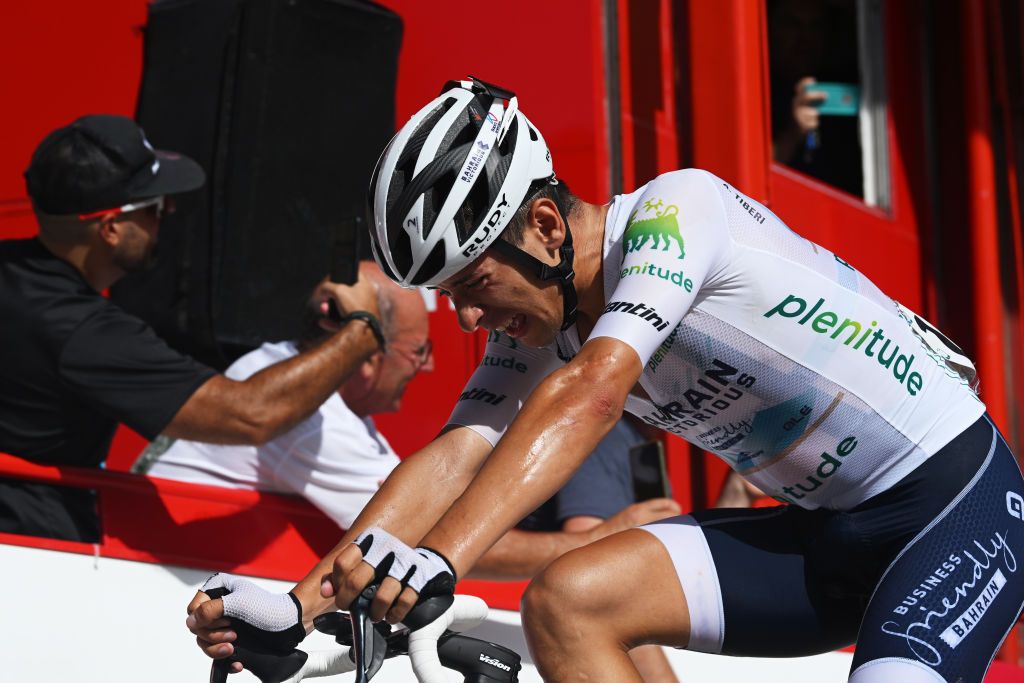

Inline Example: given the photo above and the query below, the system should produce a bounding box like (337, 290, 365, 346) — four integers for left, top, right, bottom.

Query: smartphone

(629, 440, 671, 501)
(806, 82, 860, 117)
(330, 213, 364, 286)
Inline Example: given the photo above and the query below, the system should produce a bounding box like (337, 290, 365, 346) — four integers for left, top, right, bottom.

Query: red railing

(0, 452, 527, 610)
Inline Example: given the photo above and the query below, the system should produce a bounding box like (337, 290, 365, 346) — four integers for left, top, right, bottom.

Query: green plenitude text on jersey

(764, 294, 925, 397)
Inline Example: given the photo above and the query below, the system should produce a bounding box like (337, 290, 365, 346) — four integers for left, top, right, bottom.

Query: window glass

(768, 0, 889, 207)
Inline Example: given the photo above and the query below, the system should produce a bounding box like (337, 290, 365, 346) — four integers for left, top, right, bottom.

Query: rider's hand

(587, 497, 682, 541)
(187, 590, 242, 673)
(186, 573, 307, 673)
(322, 527, 456, 626)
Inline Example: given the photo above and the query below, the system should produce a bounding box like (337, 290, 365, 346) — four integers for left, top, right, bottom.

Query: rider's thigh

(644, 507, 864, 657)
(850, 425, 1024, 683)
(522, 528, 691, 649)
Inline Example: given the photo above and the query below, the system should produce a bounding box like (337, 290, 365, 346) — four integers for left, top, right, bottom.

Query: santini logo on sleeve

(603, 301, 671, 332)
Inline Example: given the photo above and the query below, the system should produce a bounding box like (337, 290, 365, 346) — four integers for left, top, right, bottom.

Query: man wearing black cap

(0, 115, 385, 542)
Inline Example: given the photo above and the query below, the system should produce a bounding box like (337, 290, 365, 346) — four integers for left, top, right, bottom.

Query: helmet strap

(489, 202, 578, 331)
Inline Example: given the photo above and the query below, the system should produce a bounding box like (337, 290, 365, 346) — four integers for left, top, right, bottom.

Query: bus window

(767, 0, 890, 208)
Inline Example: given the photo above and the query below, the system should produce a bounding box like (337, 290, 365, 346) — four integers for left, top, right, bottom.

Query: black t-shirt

(0, 238, 216, 467)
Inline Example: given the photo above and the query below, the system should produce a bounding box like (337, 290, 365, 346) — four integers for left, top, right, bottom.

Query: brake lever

(347, 584, 387, 682)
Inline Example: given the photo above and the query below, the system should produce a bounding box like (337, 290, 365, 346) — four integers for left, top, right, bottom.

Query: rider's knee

(523, 551, 605, 626)
(521, 568, 561, 630)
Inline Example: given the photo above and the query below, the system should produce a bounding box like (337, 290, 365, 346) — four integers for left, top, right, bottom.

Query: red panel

(769, 166, 924, 306)
(677, 0, 776, 506)
(0, 452, 335, 579)
(0, 452, 529, 606)
(0, 1, 147, 238)
(105, 425, 148, 472)
(617, 0, 681, 190)
(684, 0, 771, 198)
(375, 0, 611, 204)
(961, 0, 1010, 431)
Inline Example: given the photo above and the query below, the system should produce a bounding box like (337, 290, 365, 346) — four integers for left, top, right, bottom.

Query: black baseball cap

(24, 114, 206, 216)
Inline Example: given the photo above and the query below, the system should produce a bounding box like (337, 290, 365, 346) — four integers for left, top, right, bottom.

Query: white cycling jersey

(448, 169, 984, 510)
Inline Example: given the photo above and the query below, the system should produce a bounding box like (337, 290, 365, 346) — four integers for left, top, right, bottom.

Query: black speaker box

(111, 0, 401, 369)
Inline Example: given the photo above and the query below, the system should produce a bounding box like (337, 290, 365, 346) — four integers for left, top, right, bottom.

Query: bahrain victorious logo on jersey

(623, 198, 686, 260)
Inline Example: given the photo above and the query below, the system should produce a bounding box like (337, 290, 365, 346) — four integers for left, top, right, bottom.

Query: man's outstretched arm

(165, 279, 381, 445)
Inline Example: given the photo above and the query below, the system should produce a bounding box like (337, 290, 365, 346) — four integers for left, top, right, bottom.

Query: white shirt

(149, 341, 400, 529)
(448, 169, 984, 511)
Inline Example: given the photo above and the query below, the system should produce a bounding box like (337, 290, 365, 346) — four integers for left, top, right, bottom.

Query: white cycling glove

(200, 572, 306, 651)
(353, 526, 457, 597)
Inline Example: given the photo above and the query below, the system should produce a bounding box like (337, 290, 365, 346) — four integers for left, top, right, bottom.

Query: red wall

(0, 2, 147, 238)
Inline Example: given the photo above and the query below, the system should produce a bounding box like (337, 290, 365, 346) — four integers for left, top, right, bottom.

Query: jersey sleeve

(57, 307, 217, 440)
(589, 169, 732, 365)
(445, 331, 564, 447)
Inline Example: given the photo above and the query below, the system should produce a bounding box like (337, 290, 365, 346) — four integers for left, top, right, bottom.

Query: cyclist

(188, 78, 1024, 683)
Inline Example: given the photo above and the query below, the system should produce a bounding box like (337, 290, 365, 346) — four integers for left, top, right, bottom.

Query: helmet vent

(411, 239, 448, 286)
(425, 170, 457, 241)
(457, 171, 492, 244)
(392, 223, 414, 277)
(395, 102, 449, 187)
(498, 118, 518, 156)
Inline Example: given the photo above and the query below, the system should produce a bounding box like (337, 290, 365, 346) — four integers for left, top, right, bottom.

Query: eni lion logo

(623, 199, 685, 259)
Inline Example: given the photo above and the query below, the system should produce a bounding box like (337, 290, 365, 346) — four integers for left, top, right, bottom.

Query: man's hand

(586, 497, 681, 542)
(315, 274, 380, 322)
(792, 76, 827, 136)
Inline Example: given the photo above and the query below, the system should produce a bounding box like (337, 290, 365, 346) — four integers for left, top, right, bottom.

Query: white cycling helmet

(368, 77, 578, 328)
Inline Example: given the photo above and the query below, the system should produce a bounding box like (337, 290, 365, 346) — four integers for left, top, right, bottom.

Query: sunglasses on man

(78, 195, 166, 222)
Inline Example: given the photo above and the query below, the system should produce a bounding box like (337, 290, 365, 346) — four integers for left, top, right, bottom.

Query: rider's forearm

(468, 528, 595, 581)
(291, 426, 492, 618)
(420, 341, 640, 578)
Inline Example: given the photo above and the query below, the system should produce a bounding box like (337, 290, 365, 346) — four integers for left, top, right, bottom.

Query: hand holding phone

(805, 81, 860, 117)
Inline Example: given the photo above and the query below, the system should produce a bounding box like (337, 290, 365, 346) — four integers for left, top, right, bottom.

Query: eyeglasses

(79, 195, 165, 221)
(388, 339, 433, 369)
